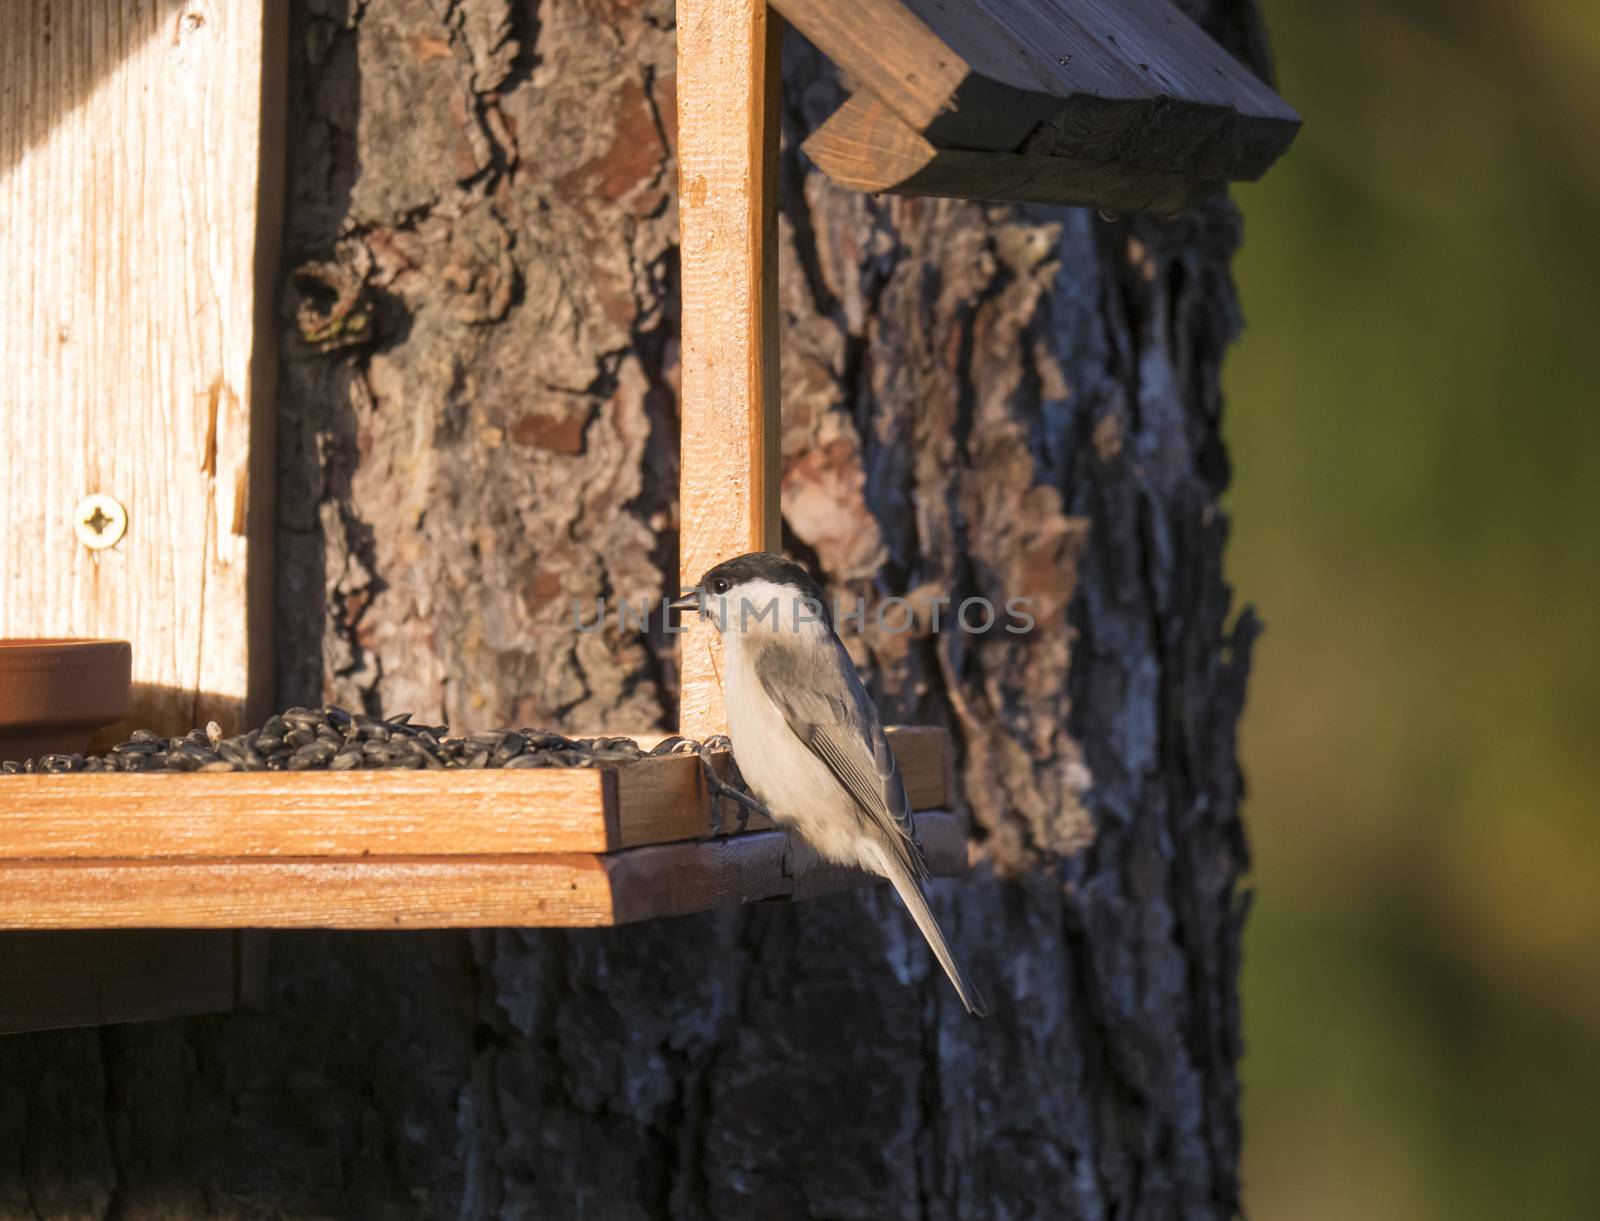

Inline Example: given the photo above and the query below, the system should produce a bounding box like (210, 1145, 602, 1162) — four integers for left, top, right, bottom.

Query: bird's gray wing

(753, 634, 927, 882)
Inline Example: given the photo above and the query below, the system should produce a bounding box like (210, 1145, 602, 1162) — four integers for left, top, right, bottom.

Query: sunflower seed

(0, 705, 755, 805)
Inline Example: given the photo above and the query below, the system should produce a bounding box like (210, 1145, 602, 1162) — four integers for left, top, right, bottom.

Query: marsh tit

(673, 552, 986, 1015)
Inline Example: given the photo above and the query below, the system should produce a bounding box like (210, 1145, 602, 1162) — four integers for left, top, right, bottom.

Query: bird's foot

(691, 736, 769, 834)
(722, 785, 771, 834)
(646, 734, 769, 834)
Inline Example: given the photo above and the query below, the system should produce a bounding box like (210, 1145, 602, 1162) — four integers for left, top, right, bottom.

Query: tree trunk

(0, 1, 1266, 1217)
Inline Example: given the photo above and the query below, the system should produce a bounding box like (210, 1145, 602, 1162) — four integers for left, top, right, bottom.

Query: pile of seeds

(1, 706, 705, 775)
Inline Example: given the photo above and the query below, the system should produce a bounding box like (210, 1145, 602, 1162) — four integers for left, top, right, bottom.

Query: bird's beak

(669, 588, 702, 613)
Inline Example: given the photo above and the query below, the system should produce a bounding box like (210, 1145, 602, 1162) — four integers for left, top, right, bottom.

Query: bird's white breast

(719, 630, 867, 865)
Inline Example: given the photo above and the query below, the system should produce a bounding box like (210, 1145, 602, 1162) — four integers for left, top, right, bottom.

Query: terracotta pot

(0, 639, 132, 764)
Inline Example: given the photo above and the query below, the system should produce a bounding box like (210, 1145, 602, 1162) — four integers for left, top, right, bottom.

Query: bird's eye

(710, 577, 730, 595)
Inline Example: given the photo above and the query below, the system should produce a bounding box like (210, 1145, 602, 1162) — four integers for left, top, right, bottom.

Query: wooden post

(0, 0, 283, 737)
(675, 0, 783, 738)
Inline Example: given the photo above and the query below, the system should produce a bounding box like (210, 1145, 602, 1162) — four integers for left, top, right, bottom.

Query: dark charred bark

(0, 1, 1266, 1216)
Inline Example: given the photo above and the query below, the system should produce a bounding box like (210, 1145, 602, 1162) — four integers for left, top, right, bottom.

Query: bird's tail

(880, 857, 988, 1017)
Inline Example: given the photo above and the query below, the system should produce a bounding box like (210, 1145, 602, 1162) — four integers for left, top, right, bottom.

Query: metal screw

(74, 494, 128, 550)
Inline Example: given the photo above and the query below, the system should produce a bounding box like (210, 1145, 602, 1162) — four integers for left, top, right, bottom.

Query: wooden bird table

(0, 0, 1296, 1028)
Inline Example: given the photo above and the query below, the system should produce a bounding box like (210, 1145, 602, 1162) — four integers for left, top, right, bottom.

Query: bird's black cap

(695, 552, 827, 607)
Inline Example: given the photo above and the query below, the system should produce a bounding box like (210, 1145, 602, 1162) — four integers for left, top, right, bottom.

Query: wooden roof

(775, 0, 1302, 210)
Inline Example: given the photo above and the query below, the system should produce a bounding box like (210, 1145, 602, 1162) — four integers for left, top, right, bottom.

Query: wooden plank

(675, 0, 783, 738)
(0, 727, 949, 858)
(963, 0, 1294, 181)
(0, 767, 611, 858)
(758, 0, 968, 133)
(0, 813, 968, 929)
(0, 1, 284, 737)
(804, 93, 1212, 213)
(775, 0, 1047, 153)
(0, 855, 619, 930)
(0, 931, 240, 1034)
(774, 0, 1300, 188)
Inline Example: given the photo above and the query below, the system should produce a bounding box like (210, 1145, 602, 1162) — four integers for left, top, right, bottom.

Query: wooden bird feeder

(0, 0, 1296, 1030)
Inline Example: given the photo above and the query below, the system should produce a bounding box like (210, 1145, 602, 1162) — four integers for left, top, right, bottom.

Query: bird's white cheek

(700, 594, 730, 631)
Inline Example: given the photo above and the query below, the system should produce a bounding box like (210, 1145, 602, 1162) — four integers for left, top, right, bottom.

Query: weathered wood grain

(675, 0, 784, 737)
(0, 930, 241, 1034)
(0, 0, 284, 737)
(0, 812, 966, 929)
(0, 727, 948, 858)
(804, 92, 1214, 212)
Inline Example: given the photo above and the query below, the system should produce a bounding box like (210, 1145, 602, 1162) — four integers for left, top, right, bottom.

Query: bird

(673, 551, 986, 1015)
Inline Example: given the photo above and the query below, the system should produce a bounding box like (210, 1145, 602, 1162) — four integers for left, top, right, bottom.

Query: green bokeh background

(1228, 2, 1600, 1217)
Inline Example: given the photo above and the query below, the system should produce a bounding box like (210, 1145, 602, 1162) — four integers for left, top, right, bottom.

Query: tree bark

(0, 1, 1267, 1217)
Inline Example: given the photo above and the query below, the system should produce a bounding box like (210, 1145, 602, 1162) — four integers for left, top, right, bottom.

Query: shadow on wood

(0, 930, 259, 1034)
(0, 0, 189, 178)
